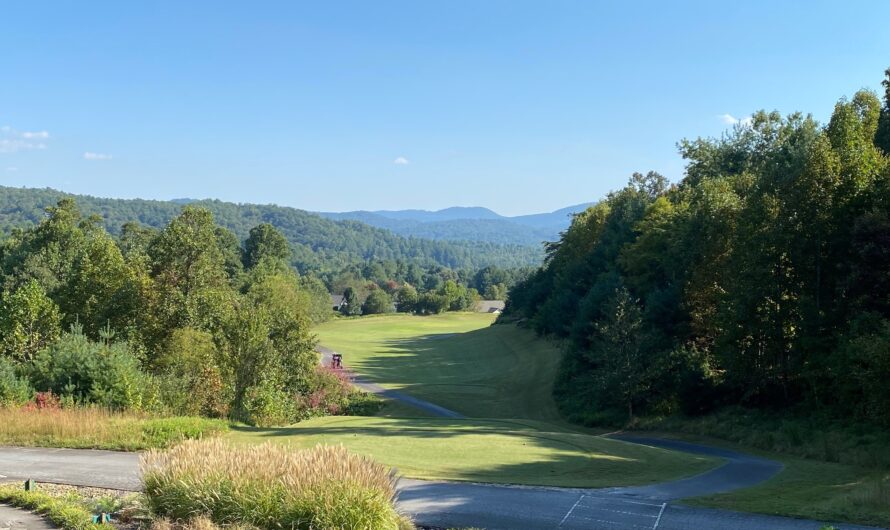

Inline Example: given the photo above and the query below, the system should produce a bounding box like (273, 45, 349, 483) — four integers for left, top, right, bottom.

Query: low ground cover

(0, 407, 227, 450)
(141, 439, 412, 530)
(229, 416, 717, 488)
(0, 483, 125, 530)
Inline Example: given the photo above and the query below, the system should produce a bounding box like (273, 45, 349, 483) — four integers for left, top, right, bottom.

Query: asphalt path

(0, 443, 878, 529)
(307, 343, 880, 529)
(316, 345, 465, 418)
(0, 503, 57, 530)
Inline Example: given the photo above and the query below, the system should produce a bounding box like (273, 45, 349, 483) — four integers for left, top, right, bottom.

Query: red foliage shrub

(22, 391, 62, 411)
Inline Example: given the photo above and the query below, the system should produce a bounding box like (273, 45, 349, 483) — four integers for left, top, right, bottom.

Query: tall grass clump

(141, 439, 410, 530)
(0, 406, 228, 450)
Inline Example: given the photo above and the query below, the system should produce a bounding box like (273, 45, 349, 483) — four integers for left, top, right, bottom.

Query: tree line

(0, 187, 543, 273)
(328, 263, 530, 317)
(0, 200, 371, 426)
(504, 70, 890, 427)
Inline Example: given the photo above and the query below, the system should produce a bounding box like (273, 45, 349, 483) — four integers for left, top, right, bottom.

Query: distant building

(475, 300, 505, 314)
(331, 294, 346, 311)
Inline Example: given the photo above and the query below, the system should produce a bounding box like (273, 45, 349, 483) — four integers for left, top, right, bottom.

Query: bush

(29, 328, 151, 410)
(299, 366, 382, 418)
(361, 290, 394, 315)
(141, 439, 406, 530)
(0, 356, 32, 405)
(156, 328, 230, 418)
(241, 382, 298, 427)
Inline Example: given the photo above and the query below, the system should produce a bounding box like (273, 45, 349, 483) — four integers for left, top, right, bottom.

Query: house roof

(475, 300, 505, 313)
(331, 294, 346, 306)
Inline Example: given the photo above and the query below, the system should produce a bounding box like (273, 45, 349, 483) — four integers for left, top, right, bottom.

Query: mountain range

(0, 187, 544, 272)
(317, 203, 593, 246)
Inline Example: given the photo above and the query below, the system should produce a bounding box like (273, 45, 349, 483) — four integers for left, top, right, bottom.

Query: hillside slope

(0, 186, 542, 272)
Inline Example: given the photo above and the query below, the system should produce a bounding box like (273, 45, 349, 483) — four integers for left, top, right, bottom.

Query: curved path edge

(0, 503, 58, 530)
(0, 444, 877, 530)
(316, 345, 465, 419)
(605, 434, 785, 500)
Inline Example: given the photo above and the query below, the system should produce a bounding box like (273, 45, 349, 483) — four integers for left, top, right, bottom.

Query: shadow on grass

(229, 418, 718, 489)
(333, 324, 564, 421)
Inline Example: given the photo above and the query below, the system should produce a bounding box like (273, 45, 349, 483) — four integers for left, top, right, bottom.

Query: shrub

(29, 328, 150, 410)
(141, 439, 406, 530)
(241, 382, 298, 427)
(298, 367, 382, 418)
(0, 356, 32, 405)
(156, 328, 230, 418)
(361, 290, 394, 315)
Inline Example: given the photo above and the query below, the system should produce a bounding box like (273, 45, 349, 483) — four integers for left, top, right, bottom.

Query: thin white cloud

(719, 114, 753, 127)
(0, 126, 50, 153)
(21, 130, 49, 139)
(6, 167, 17, 172)
(83, 152, 113, 161)
(393, 156, 410, 165)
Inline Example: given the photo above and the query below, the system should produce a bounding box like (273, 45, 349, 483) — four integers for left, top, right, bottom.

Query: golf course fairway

(230, 416, 717, 488)
(233, 313, 721, 488)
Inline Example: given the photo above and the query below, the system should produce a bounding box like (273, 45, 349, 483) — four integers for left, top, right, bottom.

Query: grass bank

(634, 410, 890, 526)
(689, 454, 890, 528)
(0, 407, 228, 450)
(0, 485, 105, 530)
(229, 416, 717, 488)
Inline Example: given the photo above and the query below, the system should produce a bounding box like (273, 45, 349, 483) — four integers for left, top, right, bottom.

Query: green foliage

(0, 279, 61, 361)
(241, 382, 298, 427)
(29, 328, 150, 410)
(0, 356, 32, 405)
(506, 71, 890, 427)
(242, 223, 291, 268)
(0, 187, 542, 272)
(362, 289, 394, 314)
(395, 284, 418, 312)
(340, 286, 361, 316)
(156, 328, 230, 417)
(414, 292, 448, 315)
(0, 485, 104, 530)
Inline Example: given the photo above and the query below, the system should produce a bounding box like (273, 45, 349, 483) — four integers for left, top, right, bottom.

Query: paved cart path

(0, 444, 877, 529)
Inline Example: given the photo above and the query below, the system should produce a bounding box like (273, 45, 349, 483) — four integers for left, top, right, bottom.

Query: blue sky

(2, 1, 889, 215)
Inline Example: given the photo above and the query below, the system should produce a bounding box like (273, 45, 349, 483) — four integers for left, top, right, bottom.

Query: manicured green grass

(689, 456, 890, 528)
(301, 314, 722, 487)
(314, 313, 565, 422)
(230, 416, 718, 488)
(632, 430, 890, 527)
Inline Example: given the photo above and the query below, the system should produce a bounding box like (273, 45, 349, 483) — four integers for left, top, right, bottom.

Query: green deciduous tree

(0, 280, 61, 362)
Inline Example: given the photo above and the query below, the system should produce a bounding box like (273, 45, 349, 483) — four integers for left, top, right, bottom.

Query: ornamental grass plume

(141, 439, 408, 530)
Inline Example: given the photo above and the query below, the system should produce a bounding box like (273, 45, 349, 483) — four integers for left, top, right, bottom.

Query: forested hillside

(505, 70, 890, 428)
(0, 187, 543, 272)
(318, 204, 592, 246)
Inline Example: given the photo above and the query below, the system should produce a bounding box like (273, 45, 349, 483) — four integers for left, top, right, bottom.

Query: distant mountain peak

(317, 202, 595, 246)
